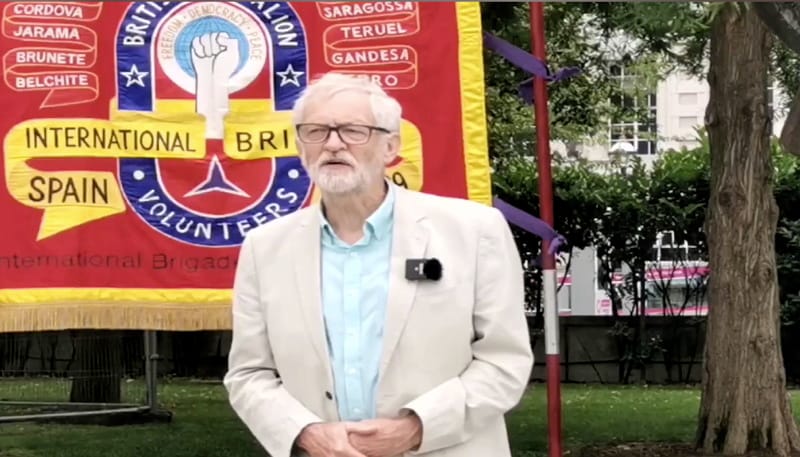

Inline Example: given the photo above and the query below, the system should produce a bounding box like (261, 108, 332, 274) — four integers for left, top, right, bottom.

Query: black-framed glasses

(295, 123, 391, 145)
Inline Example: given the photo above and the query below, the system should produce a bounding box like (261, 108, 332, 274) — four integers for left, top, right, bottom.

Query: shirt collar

(319, 181, 396, 242)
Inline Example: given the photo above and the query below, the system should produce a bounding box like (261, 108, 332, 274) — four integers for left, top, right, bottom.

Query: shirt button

(349, 252, 358, 258)
(347, 368, 357, 375)
(352, 408, 362, 414)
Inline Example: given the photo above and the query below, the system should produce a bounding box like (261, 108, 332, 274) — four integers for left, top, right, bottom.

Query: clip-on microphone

(405, 258, 442, 281)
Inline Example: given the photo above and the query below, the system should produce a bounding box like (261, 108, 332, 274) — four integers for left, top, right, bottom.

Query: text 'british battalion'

(120, 1, 300, 47)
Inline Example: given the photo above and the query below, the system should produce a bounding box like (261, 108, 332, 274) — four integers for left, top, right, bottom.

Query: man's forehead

(303, 90, 374, 122)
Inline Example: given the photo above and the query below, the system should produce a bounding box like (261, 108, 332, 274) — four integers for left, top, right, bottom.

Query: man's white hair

(291, 73, 403, 132)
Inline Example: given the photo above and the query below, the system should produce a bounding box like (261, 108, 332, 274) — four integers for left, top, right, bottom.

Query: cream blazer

(224, 186, 534, 457)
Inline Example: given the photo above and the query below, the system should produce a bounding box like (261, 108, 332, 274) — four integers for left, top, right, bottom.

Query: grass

(509, 384, 703, 455)
(0, 380, 261, 457)
(0, 381, 798, 457)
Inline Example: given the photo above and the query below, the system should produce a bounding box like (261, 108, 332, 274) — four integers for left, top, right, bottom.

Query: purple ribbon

(483, 31, 572, 254)
(493, 197, 566, 256)
(483, 32, 581, 104)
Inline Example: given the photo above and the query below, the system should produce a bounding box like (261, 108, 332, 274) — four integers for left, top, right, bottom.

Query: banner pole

(144, 330, 159, 412)
(529, 3, 563, 457)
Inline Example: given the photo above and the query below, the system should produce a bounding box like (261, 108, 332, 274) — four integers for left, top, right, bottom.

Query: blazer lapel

(293, 209, 334, 376)
(379, 188, 429, 379)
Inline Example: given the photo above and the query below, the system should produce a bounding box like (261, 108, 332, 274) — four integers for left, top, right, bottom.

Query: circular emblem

(115, 2, 311, 248)
(158, 7, 266, 95)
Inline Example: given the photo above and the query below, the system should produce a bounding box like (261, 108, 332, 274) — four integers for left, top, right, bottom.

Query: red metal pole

(530, 3, 562, 457)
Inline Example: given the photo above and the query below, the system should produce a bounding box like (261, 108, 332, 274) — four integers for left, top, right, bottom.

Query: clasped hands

(296, 414, 423, 457)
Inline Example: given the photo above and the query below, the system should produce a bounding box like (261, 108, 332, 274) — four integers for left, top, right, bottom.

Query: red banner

(0, 1, 490, 331)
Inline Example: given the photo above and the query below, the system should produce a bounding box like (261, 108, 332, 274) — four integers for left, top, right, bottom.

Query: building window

(678, 92, 698, 105)
(678, 116, 699, 129)
(608, 64, 658, 155)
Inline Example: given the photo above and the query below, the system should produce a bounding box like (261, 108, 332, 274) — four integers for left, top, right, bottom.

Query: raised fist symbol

(191, 32, 239, 81)
(192, 32, 240, 139)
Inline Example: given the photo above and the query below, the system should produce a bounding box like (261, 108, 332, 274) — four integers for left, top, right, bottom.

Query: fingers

(343, 447, 368, 457)
(199, 33, 212, 57)
(191, 36, 203, 58)
(192, 34, 214, 59)
(216, 31, 240, 56)
(343, 444, 369, 457)
(192, 33, 238, 58)
(209, 32, 221, 56)
(345, 421, 379, 435)
(332, 440, 368, 457)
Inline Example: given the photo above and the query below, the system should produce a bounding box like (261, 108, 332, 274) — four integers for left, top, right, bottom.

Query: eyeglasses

(295, 123, 391, 145)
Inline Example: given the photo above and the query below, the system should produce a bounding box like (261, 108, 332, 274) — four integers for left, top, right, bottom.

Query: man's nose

(323, 129, 346, 149)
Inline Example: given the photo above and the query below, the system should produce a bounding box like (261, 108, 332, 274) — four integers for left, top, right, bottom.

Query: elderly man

(224, 73, 534, 457)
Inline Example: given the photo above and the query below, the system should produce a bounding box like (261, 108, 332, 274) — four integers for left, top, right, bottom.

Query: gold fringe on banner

(0, 288, 233, 332)
(0, 302, 232, 333)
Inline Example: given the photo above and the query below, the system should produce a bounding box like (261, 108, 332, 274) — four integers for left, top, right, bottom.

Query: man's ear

(384, 134, 401, 166)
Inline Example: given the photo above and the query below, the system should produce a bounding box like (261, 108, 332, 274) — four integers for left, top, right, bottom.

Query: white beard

(303, 152, 384, 195)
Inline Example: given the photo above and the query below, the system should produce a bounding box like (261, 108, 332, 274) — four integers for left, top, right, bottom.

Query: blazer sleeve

(401, 207, 534, 454)
(223, 233, 322, 457)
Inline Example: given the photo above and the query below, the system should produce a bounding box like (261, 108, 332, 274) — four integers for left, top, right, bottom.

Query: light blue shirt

(320, 185, 395, 421)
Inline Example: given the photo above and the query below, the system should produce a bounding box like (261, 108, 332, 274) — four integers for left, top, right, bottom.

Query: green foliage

(649, 136, 710, 251)
(588, 3, 711, 75)
(481, 2, 705, 150)
(772, 140, 800, 326)
(495, 146, 709, 383)
(493, 148, 710, 264)
(480, 1, 800, 161)
(773, 42, 800, 103)
(480, 2, 680, 156)
(492, 132, 800, 328)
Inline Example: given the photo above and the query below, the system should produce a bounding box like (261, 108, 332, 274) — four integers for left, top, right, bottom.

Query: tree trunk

(697, 5, 800, 456)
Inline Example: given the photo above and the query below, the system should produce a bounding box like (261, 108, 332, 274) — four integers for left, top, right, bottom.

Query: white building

(551, 69, 788, 164)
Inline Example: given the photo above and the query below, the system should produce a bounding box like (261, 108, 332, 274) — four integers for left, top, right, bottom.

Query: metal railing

(0, 330, 162, 424)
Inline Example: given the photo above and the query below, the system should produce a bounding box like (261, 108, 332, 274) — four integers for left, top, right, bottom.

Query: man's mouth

(321, 159, 353, 168)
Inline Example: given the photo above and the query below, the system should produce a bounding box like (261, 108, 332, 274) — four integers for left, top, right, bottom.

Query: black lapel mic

(405, 258, 442, 281)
